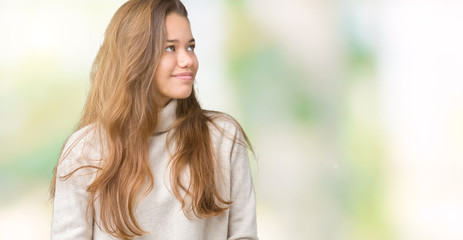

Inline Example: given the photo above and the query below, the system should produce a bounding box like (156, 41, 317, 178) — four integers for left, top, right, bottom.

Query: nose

(177, 49, 194, 68)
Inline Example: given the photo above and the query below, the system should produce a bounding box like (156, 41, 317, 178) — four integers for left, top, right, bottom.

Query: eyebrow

(166, 38, 195, 43)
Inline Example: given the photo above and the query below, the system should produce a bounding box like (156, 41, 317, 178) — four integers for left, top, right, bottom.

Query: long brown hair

(50, 0, 252, 239)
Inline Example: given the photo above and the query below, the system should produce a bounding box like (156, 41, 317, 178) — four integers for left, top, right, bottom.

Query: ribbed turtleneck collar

(153, 99, 177, 134)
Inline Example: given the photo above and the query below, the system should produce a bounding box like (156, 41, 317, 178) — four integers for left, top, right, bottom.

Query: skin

(155, 13, 198, 106)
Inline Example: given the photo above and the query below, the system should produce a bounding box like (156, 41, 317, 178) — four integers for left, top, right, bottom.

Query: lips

(172, 72, 193, 81)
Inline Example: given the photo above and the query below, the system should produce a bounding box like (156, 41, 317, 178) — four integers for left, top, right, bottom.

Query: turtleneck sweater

(51, 99, 258, 239)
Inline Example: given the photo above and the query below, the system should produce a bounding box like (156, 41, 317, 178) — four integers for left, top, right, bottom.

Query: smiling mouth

(172, 72, 193, 80)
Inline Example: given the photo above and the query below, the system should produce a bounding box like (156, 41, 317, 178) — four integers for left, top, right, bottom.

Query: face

(155, 13, 198, 106)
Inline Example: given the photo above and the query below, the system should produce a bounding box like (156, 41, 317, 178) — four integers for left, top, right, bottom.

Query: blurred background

(1, 0, 463, 239)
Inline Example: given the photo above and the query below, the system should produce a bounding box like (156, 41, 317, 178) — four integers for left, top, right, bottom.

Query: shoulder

(204, 110, 251, 154)
(57, 123, 105, 176)
(65, 124, 97, 146)
(63, 123, 104, 155)
(204, 111, 243, 138)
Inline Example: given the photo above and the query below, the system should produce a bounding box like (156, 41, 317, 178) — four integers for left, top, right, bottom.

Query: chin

(172, 90, 193, 99)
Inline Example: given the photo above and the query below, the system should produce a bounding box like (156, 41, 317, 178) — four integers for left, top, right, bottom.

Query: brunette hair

(50, 0, 252, 239)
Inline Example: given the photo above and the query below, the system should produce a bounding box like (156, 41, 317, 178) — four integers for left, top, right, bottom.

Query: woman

(50, 0, 258, 239)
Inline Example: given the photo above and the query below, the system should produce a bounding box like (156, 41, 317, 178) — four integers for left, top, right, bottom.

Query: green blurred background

(1, 0, 463, 239)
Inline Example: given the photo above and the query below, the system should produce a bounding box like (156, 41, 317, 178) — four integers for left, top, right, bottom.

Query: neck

(160, 97, 172, 108)
(153, 99, 177, 134)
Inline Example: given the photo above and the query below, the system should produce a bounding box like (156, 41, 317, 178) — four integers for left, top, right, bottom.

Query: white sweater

(51, 99, 258, 240)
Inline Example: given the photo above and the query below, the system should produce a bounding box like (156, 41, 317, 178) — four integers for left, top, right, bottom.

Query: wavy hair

(50, 0, 252, 239)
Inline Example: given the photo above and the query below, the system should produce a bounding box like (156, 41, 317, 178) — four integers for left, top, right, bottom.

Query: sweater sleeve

(51, 128, 98, 240)
(227, 128, 258, 240)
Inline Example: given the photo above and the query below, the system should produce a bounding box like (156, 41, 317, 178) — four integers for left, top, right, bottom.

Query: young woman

(50, 0, 258, 239)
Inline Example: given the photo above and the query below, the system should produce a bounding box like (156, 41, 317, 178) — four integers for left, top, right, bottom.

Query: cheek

(193, 56, 199, 73)
(155, 58, 174, 83)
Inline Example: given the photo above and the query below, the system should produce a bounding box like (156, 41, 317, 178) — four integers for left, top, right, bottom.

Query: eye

(165, 45, 175, 52)
(187, 44, 195, 51)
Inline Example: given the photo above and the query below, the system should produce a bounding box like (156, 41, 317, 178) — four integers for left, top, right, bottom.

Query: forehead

(165, 13, 192, 39)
